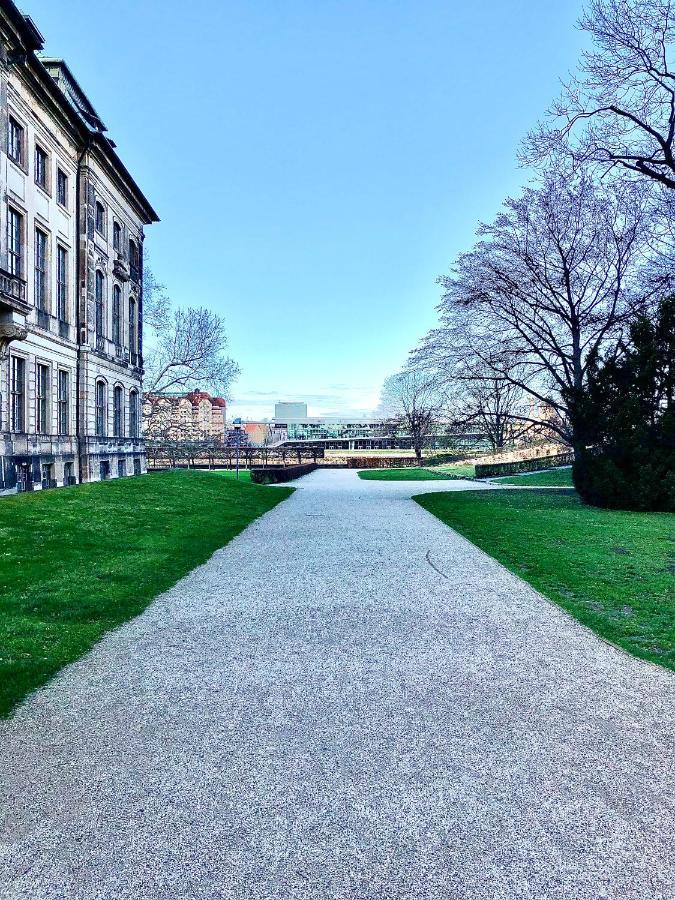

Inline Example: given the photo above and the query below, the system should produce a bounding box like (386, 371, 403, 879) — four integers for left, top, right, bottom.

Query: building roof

(40, 58, 159, 225)
(0, 1, 159, 224)
(185, 390, 227, 408)
(39, 58, 106, 132)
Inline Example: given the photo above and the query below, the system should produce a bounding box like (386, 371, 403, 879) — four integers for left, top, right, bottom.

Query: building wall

(0, 34, 80, 492)
(143, 391, 227, 444)
(75, 150, 145, 482)
(274, 401, 307, 421)
(0, 5, 155, 494)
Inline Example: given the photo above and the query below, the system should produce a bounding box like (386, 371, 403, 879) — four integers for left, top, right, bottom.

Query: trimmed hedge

(344, 457, 418, 469)
(250, 464, 318, 484)
(476, 452, 574, 479)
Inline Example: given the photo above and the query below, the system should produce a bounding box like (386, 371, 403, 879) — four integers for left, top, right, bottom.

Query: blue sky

(29, 0, 584, 419)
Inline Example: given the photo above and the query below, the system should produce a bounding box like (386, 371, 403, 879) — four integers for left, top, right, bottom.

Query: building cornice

(0, 0, 159, 225)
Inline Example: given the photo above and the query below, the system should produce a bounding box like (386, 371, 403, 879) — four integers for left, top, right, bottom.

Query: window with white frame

(36, 363, 49, 433)
(57, 369, 69, 435)
(8, 117, 24, 166)
(10, 356, 25, 432)
(57, 169, 68, 207)
(112, 284, 121, 345)
(128, 297, 137, 352)
(57, 246, 68, 321)
(95, 201, 105, 236)
(95, 270, 105, 338)
(129, 239, 140, 280)
(7, 207, 23, 277)
(34, 145, 48, 190)
(129, 390, 139, 438)
(95, 380, 107, 436)
(34, 228, 48, 311)
(113, 385, 123, 437)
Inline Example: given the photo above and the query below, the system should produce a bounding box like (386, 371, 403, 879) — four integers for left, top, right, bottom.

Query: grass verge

(0, 470, 291, 717)
(493, 467, 574, 487)
(208, 468, 252, 482)
(358, 465, 475, 481)
(415, 489, 674, 670)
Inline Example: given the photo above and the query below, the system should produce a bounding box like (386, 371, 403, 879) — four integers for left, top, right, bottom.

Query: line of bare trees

(383, 0, 675, 461)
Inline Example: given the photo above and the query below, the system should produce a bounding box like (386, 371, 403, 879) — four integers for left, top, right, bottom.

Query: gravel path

(1, 469, 674, 900)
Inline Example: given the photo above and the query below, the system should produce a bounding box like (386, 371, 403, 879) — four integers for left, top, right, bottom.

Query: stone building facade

(0, 1, 158, 493)
(143, 391, 227, 444)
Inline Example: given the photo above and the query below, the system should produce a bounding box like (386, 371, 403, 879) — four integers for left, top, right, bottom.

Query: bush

(344, 457, 418, 469)
(574, 452, 674, 511)
(573, 297, 674, 511)
(476, 453, 574, 479)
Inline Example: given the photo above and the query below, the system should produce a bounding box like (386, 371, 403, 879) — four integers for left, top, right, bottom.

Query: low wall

(475, 452, 575, 479)
(250, 463, 318, 484)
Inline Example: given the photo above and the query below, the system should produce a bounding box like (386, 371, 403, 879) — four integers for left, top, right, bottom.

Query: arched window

(129, 390, 139, 438)
(95, 201, 105, 236)
(112, 284, 121, 345)
(95, 271, 105, 338)
(128, 297, 137, 354)
(95, 379, 107, 437)
(113, 385, 123, 437)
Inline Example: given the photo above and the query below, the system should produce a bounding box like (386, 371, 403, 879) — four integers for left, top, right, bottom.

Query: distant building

(143, 390, 227, 444)
(266, 410, 488, 452)
(274, 401, 307, 421)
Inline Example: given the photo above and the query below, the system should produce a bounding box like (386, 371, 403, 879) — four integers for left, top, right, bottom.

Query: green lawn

(494, 467, 574, 487)
(0, 470, 292, 717)
(358, 465, 475, 481)
(209, 468, 252, 482)
(415, 489, 675, 670)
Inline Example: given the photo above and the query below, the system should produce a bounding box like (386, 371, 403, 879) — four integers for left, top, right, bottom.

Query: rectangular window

(57, 246, 68, 321)
(95, 381, 106, 436)
(129, 240, 140, 280)
(113, 221, 121, 252)
(128, 299, 136, 352)
(8, 208, 22, 277)
(95, 202, 105, 235)
(10, 356, 25, 432)
(36, 363, 49, 433)
(129, 392, 138, 438)
(8, 117, 23, 166)
(113, 387, 123, 437)
(35, 145, 47, 190)
(112, 285, 121, 344)
(34, 228, 48, 311)
(57, 370, 69, 435)
(95, 271, 104, 338)
(57, 169, 68, 206)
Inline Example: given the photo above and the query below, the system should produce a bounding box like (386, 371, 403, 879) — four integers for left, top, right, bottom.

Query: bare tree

(413, 313, 534, 451)
(432, 172, 654, 456)
(526, 0, 675, 191)
(142, 266, 240, 435)
(379, 370, 445, 464)
(455, 378, 533, 451)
